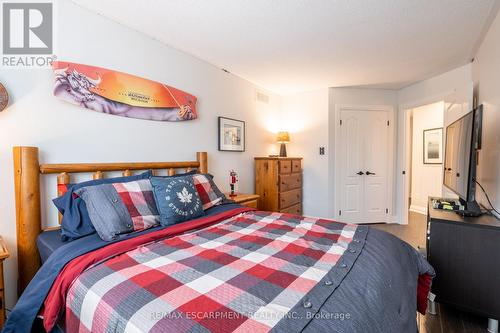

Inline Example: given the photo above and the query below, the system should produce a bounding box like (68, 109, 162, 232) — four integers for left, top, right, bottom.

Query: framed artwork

(423, 127, 443, 164)
(218, 117, 245, 152)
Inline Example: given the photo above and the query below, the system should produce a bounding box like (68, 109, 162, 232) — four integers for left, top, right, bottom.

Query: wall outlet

(319, 147, 325, 155)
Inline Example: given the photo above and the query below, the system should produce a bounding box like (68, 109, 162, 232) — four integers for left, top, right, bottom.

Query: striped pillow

(76, 179, 159, 241)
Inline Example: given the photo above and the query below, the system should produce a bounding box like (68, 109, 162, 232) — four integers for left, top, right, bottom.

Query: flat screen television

(443, 105, 483, 216)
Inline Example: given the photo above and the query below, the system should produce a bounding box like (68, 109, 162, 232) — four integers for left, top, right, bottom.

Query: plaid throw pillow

(112, 179, 159, 230)
(192, 174, 226, 210)
(76, 179, 159, 241)
(53, 171, 152, 241)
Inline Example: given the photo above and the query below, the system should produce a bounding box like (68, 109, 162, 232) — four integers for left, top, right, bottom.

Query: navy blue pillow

(53, 170, 152, 242)
(150, 175, 204, 226)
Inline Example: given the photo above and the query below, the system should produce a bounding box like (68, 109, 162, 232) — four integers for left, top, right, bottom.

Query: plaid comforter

(65, 211, 360, 332)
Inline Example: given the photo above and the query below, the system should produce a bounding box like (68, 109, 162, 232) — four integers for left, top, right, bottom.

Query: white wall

(410, 102, 444, 213)
(281, 89, 329, 217)
(328, 88, 399, 220)
(396, 64, 473, 220)
(0, 0, 281, 308)
(398, 65, 473, 109)
(472, 9, 500, 217)
(280, 88, 399, 221)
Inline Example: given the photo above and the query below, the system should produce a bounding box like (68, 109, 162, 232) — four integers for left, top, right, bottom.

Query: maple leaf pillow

(150, 175, 204, 226)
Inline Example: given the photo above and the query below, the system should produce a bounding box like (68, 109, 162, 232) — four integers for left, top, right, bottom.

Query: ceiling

(71, 0, 499, 95)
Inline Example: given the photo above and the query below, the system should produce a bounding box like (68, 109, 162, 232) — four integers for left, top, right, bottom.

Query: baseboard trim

(409, 205, 427, 215)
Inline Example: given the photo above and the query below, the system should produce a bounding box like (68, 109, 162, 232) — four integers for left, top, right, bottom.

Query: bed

(4, 147, 434, 333)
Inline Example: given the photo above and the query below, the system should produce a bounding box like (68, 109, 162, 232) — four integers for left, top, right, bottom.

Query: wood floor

(371, 212, 488, 333)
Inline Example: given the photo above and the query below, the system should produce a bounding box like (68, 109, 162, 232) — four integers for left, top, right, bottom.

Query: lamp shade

(276, 131, 290, 143)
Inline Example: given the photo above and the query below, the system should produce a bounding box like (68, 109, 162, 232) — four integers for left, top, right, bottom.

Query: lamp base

(279, 143, 287, 157)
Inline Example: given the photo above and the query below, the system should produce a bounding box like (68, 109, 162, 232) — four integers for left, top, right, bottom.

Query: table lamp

(276, 131, 290, 157)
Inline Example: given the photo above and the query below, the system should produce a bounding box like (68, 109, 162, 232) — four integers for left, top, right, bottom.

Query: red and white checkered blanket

(65, 211, 358, 332)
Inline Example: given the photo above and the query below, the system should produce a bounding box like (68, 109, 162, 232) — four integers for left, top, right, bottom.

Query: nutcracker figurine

(229, 170, 238, 197)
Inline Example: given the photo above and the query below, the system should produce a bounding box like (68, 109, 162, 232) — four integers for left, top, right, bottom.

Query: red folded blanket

(417, 273, 433, 314)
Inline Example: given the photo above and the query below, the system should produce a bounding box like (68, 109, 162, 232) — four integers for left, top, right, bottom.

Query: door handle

(366, 171, 376, 175)
(356, 171, 364, 175)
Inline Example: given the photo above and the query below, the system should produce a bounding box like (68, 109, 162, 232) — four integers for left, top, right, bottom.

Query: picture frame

(423, 127, 443, 164)
(218, 117, 245, 152)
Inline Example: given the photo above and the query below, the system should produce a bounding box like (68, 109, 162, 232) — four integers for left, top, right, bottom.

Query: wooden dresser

(255, 157, 302, 214)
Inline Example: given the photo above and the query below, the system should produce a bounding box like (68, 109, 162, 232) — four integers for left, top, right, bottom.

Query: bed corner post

(13, 146, 42, 294)
(197, 152, 208, 174)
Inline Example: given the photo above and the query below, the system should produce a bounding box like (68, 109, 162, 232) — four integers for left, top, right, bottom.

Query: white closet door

(338, 109, 391, 224)
(339, 110, 366, 222)
(363, 111, 390, 222)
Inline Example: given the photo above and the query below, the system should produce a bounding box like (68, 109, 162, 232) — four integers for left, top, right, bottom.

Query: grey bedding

(301, 228, 433, 332)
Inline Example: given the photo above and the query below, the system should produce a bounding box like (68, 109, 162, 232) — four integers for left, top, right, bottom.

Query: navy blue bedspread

(37, 230, 65, 264)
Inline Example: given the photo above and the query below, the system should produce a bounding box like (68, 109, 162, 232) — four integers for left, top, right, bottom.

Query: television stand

(456, 199, 483, 217)
(431, 198, 483, 217)
(427, 197, 500, 331)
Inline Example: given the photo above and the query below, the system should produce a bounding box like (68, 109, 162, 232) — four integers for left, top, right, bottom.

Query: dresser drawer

(279, 189, 301, 209)
(292, 159, 301, 173)
(280, 203, 302, 215)
(279, 160, 292, 174)
(279, 173, 301, 192)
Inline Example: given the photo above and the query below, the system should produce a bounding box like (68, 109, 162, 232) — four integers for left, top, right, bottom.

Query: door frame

(334, 104, 395, 223)
(399, 89, 462, 224)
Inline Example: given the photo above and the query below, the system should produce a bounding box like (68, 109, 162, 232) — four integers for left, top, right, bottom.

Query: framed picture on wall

(218, 117, 245, 152)
(423, 127, 443, 164)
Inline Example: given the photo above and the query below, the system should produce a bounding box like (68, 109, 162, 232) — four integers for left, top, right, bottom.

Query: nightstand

(225, 193, 260, 209)
(0, 236, 9, 328)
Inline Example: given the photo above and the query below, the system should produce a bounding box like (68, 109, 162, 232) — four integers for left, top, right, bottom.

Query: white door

(338, 109, 392, 223)
(339, 110, 365, 222)
(363, 111, 390, 222)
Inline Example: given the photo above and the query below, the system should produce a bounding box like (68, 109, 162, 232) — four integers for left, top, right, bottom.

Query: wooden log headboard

(13, 146, 208, 294)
